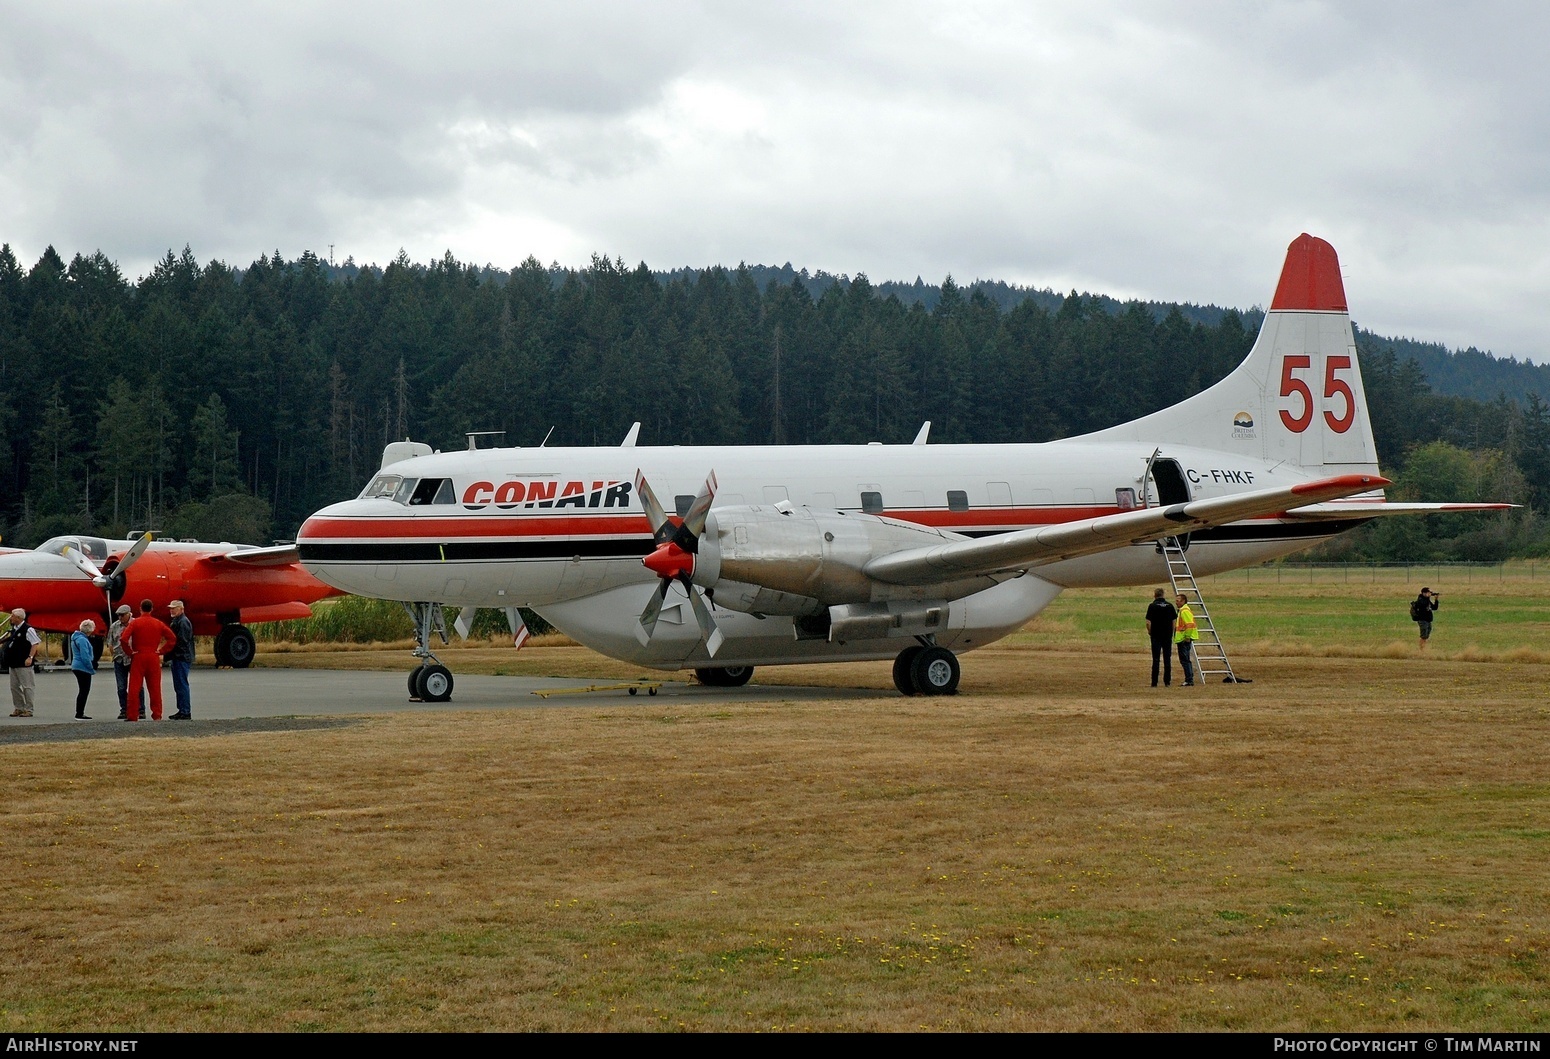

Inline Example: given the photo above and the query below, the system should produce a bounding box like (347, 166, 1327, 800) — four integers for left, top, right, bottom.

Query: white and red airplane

(296, 235, 1508, 700)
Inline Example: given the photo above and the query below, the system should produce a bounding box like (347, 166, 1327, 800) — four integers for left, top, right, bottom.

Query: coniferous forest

(1, 243, 1546, 560)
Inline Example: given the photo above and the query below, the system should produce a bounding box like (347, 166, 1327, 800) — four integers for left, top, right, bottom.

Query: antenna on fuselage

(912, 421, 931, 445)
(621, 422, 641, 447)
(465, 430, 507, 451)
(538, 426, 555, 448)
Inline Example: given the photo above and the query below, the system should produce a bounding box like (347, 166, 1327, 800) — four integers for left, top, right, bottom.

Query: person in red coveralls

(120, 599, 176, 721)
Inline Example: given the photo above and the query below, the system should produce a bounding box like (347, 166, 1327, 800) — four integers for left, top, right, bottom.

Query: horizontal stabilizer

(863, 474, 1388, 586)
(1284, 501, 1515, 521)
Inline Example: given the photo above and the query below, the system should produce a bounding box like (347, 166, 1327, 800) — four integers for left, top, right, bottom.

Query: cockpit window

(392, 478, 419, 505)
(40, 536, 110, 561)
(408, 478, 454, 505)
(361, 474, 403, 499)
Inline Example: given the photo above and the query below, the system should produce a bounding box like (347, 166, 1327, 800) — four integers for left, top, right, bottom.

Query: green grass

(1019, 564, 1550, 658)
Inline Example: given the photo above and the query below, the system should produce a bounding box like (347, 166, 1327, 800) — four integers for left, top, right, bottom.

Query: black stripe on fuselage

(300, 539, 653, 563)
(300, 519, 1366, 565)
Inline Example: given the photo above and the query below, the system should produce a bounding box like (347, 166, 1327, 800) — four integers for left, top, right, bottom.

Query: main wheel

(909, 646, 960, 696)
(408, 665, 427, 698)
(892, 647, 923, 695)
(695, 665, 754, 687)
(418, 664, 454, 703)
(215, 625, 256, 668)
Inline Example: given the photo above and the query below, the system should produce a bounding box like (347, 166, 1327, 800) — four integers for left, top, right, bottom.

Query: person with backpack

(1411, 588, 1440, 649)
(4, 608, 42, 717)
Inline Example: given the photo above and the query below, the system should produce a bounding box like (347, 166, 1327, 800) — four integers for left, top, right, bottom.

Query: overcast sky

(3, 2, 1547, 360)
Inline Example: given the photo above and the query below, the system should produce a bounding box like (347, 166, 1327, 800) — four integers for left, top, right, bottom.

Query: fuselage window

(860, 491, 884, 514)
(946, 490, 969, 512)
(362, 474, 402, 499)
(408, 478, 454, 505)
(1116, 487, 1137, 510)
(675, 495, 695, 518)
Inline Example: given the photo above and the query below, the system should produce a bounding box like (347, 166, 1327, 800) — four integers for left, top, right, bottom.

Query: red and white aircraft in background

(0, 535, 340, 666)
(297, 235, 1507, 700)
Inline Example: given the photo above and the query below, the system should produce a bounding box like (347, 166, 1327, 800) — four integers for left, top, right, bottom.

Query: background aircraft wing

(200, 544, 302, 567)
(1283, 501, 1514, 520)
(863, 474, 1389, 586)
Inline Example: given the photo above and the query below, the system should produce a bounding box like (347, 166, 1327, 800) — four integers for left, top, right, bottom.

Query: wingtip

(1292, 473, 1390, 496)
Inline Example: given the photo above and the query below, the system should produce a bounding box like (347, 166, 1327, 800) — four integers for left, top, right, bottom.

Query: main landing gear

(695, 665, 754, 687)
(214, 624, 256, 668)
(891, 641, 961, 696)
(403, 602, 455, 703)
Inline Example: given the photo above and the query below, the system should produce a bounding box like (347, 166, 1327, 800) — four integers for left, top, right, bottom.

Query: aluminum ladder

(1160, 536, 1241, 683)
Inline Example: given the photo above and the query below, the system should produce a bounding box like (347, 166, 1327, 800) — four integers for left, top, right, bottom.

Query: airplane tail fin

(1083, 234, 1381, 478)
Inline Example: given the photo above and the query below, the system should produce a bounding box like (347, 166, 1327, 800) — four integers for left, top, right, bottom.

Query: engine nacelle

(693, 504, 966, 613)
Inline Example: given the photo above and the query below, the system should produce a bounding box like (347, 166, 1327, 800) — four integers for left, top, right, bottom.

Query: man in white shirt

(4, 608, 43, 717)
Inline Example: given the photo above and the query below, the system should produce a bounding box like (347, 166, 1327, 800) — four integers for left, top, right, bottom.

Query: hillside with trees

(0, 244, 1543, 560)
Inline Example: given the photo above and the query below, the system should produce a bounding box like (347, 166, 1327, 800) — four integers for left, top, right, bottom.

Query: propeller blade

(680, 471, 718, 541)
(634, 470, 672, 542)
(116, 532, 154, 577)
(453, 607, 476, 641)
(685, 582, 724, 657)
(61, 545, 107, 585)
(635, 579, 671, 646)
(635, 470, 721, 655)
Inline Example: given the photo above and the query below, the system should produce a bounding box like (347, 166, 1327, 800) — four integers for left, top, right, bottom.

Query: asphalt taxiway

(1, 664, 879, 729)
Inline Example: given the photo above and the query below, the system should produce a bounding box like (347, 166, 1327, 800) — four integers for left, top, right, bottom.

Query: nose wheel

(409, 663, 455, 703)
(402, 602, 455, 702)
(892, 645, 960, 696)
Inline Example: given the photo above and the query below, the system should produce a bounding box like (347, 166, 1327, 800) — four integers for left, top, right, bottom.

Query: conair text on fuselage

(460, 480, 633, 511)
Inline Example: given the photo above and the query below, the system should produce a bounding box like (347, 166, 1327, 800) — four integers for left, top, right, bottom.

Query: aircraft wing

(200, 544, 302, 567)
(1283, 501, 1514, 521)
(863, 473, 1389, 586)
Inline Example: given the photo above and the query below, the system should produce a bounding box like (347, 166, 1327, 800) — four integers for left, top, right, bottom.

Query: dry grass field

(1, 571, 1546, 1031)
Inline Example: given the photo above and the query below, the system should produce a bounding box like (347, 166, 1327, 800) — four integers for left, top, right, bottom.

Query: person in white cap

(167, 600, 194, 720)
(107, 604, 142, 720)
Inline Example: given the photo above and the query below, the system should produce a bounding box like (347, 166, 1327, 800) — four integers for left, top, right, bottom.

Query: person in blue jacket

(70, 619, 98, 720)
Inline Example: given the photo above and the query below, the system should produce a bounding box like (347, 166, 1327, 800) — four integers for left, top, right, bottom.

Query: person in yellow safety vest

(1174, 593, 1198, 687)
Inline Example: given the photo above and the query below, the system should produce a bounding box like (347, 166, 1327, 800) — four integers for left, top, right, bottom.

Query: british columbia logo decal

(1232, 411, 1256, 440)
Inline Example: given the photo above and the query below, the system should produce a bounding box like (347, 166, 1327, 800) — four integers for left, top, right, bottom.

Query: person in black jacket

(1412, 588, 1439, 649)
(1144, 588, 1178, 687)
(167, 600, 195, 720)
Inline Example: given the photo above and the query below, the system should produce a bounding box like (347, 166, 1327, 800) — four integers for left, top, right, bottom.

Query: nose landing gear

(891, 643, 961, 696)
(403, 602, 455, 702)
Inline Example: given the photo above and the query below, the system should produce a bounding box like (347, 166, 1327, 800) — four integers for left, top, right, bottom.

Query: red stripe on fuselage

(300, 506, 1305, 543)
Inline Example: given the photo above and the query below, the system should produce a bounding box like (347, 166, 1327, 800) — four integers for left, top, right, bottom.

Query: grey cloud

(1, 1, 1547, 359)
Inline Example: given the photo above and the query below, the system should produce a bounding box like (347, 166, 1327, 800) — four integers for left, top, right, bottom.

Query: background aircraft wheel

(909, 646, 960, 696)
(419, 664, 454, 702)
(214, 625, 256, 668)
(695, 666, 754, 687)
(408, 665, 427, 698)
(892, 647, 923, 695)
